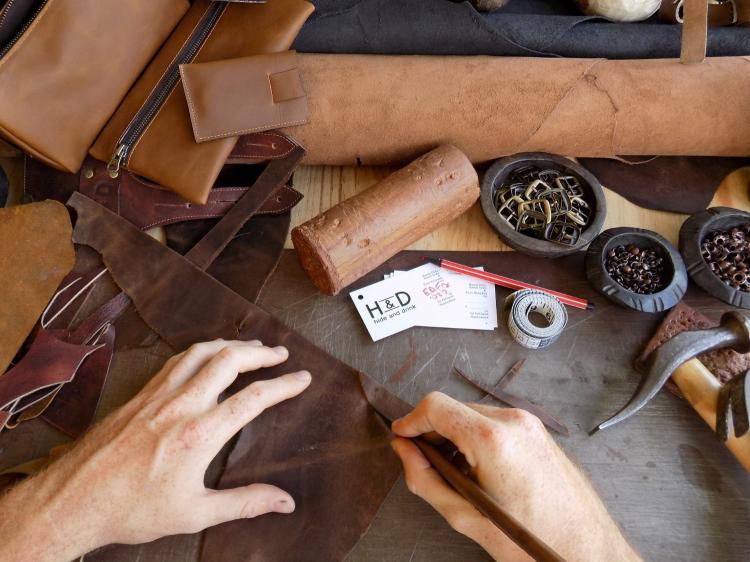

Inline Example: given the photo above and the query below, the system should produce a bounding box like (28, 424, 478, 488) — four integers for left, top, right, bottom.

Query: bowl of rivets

(679, 207, 750, 309)
(586, 227, 688, 313)
(481, 152, 607, 257)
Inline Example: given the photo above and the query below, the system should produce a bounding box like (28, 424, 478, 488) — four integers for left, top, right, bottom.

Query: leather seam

(195, 119, 308, 142)
(142, 214, 221, 230)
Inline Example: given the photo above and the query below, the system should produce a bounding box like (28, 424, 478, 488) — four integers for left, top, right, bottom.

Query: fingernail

(273, 346, 288, 356)
(246, 340, 263, 347)
(293, 371, 311, 383)
(275, 498, 295, 514)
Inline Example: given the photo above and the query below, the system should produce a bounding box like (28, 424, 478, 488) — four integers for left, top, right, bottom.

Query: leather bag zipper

(0, 0, 48, 59)
(107, 1, 227, 179)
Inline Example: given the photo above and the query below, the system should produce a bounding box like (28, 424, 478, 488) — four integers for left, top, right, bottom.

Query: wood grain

(290, 163, 750, 251)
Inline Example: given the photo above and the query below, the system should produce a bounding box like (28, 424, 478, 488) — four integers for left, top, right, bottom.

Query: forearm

(0, 461, 102, 562)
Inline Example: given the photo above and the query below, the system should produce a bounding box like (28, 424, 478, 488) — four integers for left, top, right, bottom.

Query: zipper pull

(107, 144, 127, 179)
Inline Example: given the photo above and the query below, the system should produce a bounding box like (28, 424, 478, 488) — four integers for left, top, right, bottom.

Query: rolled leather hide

(282, 54, 750, 165)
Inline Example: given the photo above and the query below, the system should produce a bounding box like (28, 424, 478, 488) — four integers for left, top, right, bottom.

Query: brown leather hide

(68, 192, 401, 561)
(0, 201, 74, 373)
(579, 156, 750, 214)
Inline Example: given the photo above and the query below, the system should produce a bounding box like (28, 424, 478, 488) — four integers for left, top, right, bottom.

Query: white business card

(350, 273, 427, 341)
(353, 263, 497, 341)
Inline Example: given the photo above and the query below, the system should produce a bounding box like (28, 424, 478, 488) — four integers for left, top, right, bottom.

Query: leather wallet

(90, 0, 314, 205)
(0, 0, 188, 172)
(180, 51, 309, 143)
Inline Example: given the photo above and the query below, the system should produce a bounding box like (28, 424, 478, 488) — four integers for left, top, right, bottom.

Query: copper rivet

(83, 168, 94, 179)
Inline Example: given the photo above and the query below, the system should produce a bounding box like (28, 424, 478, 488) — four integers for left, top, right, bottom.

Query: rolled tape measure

(504, 289, 568, 349)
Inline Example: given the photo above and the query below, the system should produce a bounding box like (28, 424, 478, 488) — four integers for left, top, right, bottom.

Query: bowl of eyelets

(585, 227, 688, 313)
(480, 153, 607, 258)
(679, 207, 750, 309)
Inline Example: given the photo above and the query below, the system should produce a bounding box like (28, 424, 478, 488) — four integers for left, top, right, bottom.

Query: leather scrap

(0, 329, 103, 432)
(455, 366, 570, 436)
(0, 201, 75, 374)
(639, 302, 750, 387)
(578, 156, 750, 214)
(41, 325, 116, 438)
(114, 149, 303, 349)
(68, 192, 402, 561)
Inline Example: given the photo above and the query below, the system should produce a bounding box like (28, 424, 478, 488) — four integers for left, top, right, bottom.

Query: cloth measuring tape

(504, 289, 568, 349)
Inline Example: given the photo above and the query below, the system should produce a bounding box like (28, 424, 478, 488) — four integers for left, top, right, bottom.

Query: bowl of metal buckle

(480, 153, 607, 258)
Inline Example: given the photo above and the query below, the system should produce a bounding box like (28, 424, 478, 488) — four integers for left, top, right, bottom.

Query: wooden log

(291, 145, 479, 295)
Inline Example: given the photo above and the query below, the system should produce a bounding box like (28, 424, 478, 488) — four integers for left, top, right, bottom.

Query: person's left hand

(0, 339, 311, 562)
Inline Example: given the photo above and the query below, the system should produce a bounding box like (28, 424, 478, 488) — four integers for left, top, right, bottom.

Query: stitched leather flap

(180, 51, 308, 143)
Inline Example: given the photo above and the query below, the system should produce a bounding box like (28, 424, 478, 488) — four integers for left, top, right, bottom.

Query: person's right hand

(391, 392, 642, 562)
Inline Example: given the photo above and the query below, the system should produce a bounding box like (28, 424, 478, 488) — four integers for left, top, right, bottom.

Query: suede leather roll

(282, 54, 750, 165)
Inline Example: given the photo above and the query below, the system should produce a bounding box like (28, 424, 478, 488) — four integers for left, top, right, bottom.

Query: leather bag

(0, 0, 189, 172)
(90, 0, 314, 205)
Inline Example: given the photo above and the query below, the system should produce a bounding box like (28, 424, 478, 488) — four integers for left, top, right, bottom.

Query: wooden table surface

(289, 163, 750, 250)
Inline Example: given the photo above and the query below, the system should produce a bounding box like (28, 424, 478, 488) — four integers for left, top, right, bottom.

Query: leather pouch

(180, 51, 309, 143)
(0, 0, 189, 172)
(90, 0, 314, 205)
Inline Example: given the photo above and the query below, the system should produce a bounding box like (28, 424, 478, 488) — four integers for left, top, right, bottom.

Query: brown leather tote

(90, 0, 314, 205)
(0, 0, 189, 173)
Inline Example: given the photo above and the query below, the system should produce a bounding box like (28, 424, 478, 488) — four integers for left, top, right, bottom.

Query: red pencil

(425, 257, 594, 311)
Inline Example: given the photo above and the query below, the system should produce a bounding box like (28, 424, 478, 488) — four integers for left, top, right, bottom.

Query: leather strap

(681, 0, 709, 64)
(79, 159, 302, 231)
(185, 146, 305, 270)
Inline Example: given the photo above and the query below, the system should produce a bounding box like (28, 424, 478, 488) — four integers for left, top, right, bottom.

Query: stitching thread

(196, 118, 307, 142)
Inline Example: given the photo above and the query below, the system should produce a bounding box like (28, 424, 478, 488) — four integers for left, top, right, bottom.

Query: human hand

(0, 340, 311, 562)
(391, 392, 641, 562)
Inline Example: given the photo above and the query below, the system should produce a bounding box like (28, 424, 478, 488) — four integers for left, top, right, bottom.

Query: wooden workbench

(1, 161, 748, 562)
(279, 164, 750, 562)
